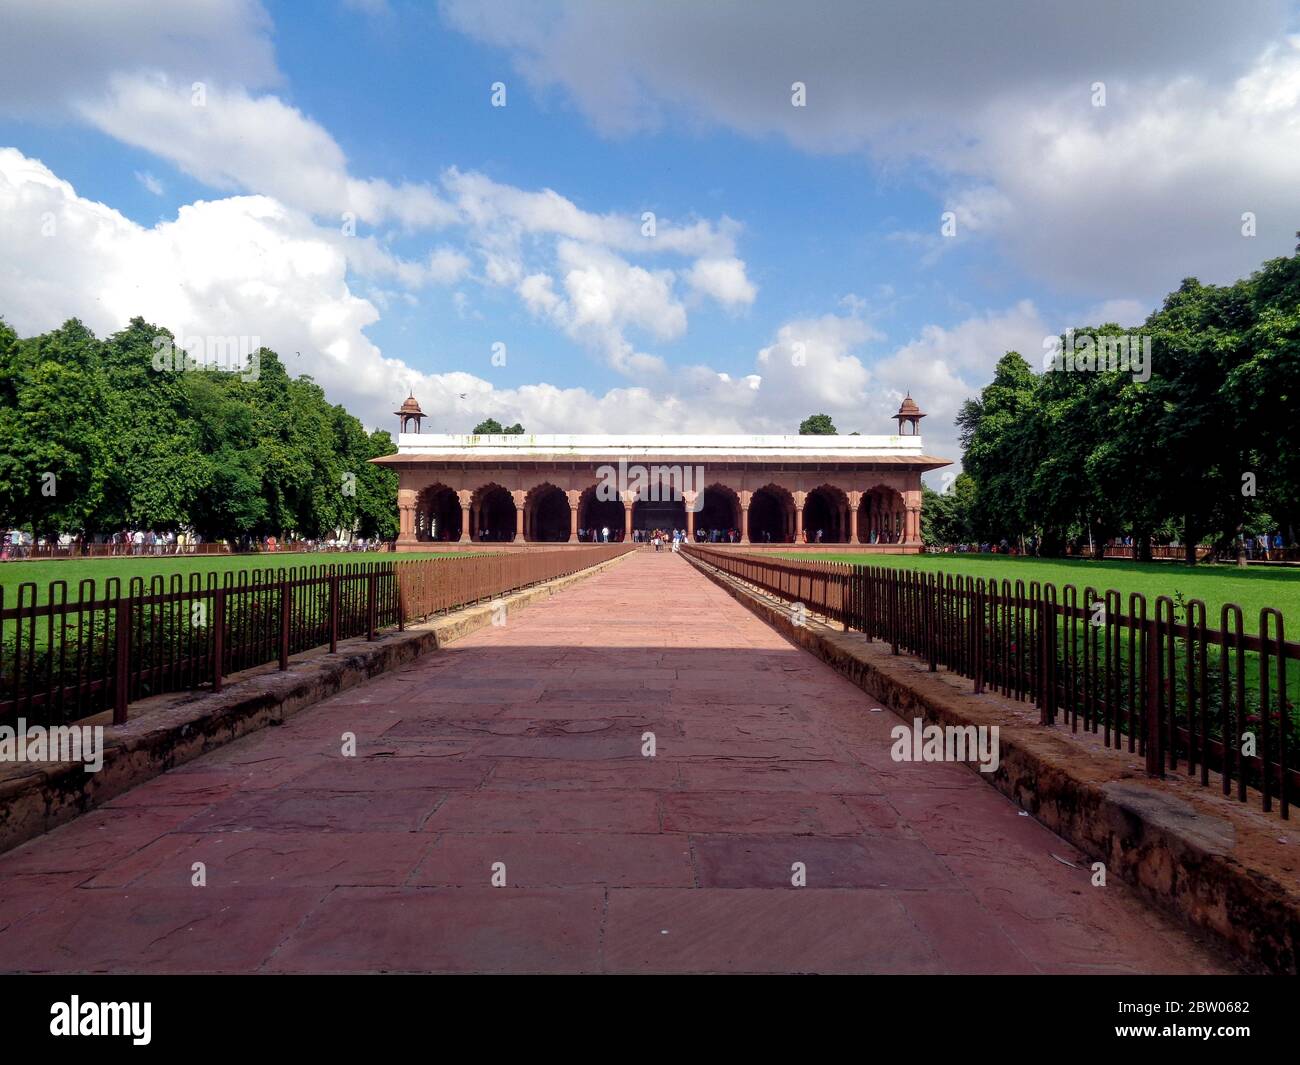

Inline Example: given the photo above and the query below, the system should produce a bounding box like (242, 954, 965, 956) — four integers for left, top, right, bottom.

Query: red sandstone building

(372, 395, 949, 550)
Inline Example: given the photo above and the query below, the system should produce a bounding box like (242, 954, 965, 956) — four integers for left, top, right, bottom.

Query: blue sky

(2, 0, 1298, 471)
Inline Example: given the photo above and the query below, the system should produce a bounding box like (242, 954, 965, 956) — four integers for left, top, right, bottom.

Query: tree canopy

(942, 244, 1300, 561)
(799, 413, 838, 435)
(0, 316, 398, 542)
(472, 418, 525, 435)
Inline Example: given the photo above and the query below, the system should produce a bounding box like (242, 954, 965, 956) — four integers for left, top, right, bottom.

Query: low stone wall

(0, 551, 630, 856)
(685, 552, 1300, 975)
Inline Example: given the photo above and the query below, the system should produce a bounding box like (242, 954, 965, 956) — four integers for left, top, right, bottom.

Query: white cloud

(685, 256, 757, 308)
(0, 0, 279, 120)
(134, 170, 164, 196)
(0, 147, 1001, 460)
(444, 1, 1300, 297)
(82, 75, 457, 230)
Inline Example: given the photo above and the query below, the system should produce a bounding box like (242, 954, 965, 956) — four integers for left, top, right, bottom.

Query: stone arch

(697, 483, 740, 539)
(472, 482, 516, 542)
(748, 483, 794, 544)
(525, 482, 569, 542)
(416, 483, 461, 542)
(859, 484, 905, 544)
(805, 483, 850, 544)
(578, 484, 623, 541)
(631, 468, 686, 536)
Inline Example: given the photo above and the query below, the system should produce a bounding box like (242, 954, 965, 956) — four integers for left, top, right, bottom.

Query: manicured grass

(773, 551, 1300, 635)
(0, 551, 471, 607)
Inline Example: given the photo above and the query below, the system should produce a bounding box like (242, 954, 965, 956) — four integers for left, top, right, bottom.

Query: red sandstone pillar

(568, 499, 578, 543)
(794, 504, 804, 544)
(459, 502, 471, 543)
(686, 502, 695, 541)
(849, 506, 859, 545)
(397, 488, 418, 548)
(515, 503, 524, 542)
(623, 497, 633, 542)
(740, 505, 749, 544)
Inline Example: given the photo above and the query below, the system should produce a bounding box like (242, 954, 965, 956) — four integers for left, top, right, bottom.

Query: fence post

(1144, 617, 1163, 777)
(367, 570, 377, 641)
(212, 588, 226, 693)
(279, 578, 290, 670)
(396, 567, 405, 632)
(928, 575, 938, 672)
(113, 597, 131, 724)
(329, 573, 339, 653)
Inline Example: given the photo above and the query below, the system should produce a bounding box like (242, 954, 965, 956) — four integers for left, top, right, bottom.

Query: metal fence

(0, 547, 631, 728)
(684, 545, 1297, 819)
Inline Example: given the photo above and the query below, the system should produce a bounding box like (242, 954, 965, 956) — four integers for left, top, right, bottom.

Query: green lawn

(773, 551, 1300, 635)
(0, 551, 470, 607)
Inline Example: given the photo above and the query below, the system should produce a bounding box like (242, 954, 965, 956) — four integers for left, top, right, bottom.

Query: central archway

(473, 483, 516, 542)
(697, 484, 739, 540)
(805, 484, 849, 543)
(748, 484, 792, 543)
(578, 485, 623, 541)
(525, 483, 570, 542)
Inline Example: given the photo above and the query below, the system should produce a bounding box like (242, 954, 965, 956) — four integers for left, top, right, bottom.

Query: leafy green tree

(0, 318, 108, 538)
(956, 352, 1040, 547)
(473, 418, 526, 435)
(799, 413, 837, 435)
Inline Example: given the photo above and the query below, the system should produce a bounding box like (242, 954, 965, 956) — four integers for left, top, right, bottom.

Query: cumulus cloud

(0, 0, 279, 120)
(443, 0, 1300, 297)
(685, 257, 757, 308)
(0, 149, 756, 439)
(82, 74, 458, 230)
(0, 147, 1003, 465)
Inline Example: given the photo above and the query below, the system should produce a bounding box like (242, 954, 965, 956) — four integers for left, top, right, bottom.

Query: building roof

(371, 433, 951, 470)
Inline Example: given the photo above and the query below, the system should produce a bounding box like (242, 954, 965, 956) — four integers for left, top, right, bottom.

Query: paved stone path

(0, 553, 1231, 972)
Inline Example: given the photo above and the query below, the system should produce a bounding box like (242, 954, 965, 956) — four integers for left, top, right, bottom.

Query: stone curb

(0, 552, 631, 857)
(685, 553, 1299, 975)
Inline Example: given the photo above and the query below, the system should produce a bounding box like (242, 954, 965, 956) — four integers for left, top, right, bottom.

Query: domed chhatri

(395, 393, 425, 434)
(895, 393, 926, 436)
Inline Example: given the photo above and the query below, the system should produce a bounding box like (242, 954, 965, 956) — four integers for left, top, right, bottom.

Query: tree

(956, 352, 1040, 547)
(0, 318, 109, 538)
(473, 418, 525, 435)
(799, 413, 837, 435)
(0, 318, 399, 544)
(921, 473, 977, 546)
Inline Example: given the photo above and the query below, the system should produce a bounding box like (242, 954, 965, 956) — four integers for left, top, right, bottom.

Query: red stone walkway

(0, 553, 1231, 973)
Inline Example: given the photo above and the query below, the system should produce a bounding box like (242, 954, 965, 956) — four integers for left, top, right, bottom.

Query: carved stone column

(397, 487, 418, 547)
(457, 490, 471, 544)
(512, 490, 525, 542)
(567, 490, 580, 543)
